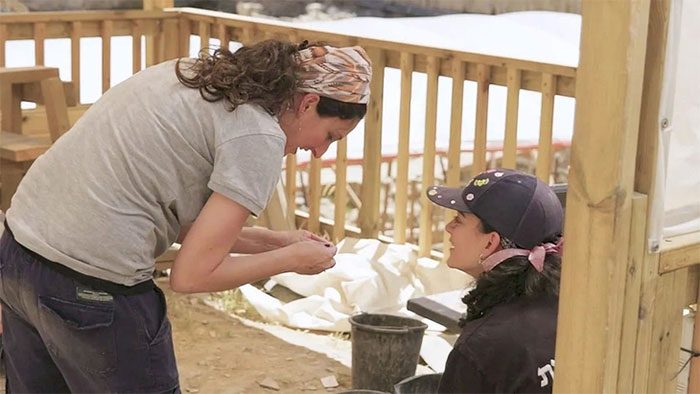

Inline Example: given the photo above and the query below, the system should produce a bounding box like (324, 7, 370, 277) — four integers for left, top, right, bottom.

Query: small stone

(320, 375, 339, 389)
(185, 388, 199, 393)
(209, 330, 217, 338)
(285, 357, 293, 361)
(258, 377, 281, 391)
(189, 298, 199, 305)
(243, 347, 252, 352)
(201, 320, 209, 325)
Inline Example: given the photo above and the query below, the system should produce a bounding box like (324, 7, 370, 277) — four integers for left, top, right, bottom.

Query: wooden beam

(689, 273, 700, 393)
(553, 1, 651, 392)
(472, 64, 490, 174)
(442, 58, 465, 261)
(659, 231, 700, 273)
(418, 55, 439, 257)
(333, 138, 348, 243)
(617, 193, 648, 392)
(70, 21, 81, 103)
(358, 47, 384, 238)
(535, 73, 555, 182)
(502, 67, 521, 169)
(393, 52, 413, 244)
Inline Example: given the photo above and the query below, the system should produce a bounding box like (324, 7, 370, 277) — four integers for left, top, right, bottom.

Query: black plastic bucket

(394, 373, 442, 394)
(349, 313, 428, 392)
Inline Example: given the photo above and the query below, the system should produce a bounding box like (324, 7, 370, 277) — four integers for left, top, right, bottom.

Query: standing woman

(0, 40, 371, 392)
(426, 168, 563, 393)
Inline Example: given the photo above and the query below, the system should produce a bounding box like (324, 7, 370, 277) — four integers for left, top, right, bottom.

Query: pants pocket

(38, 295, 117, 376)
(148, 286, 179, 388)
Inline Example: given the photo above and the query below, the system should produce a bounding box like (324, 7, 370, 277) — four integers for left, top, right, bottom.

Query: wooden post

(553, 0, 651, 392)
(101, 20, 112, 93)
(333, 138, 348, 243)
(143, 0, 174, 65)
(33, 22, 45, 66)
(535, 73, 555, 182)
(472, 64, 490, 175)
(70, 21, 82, 103)
(358, 47, 384, 238)
(688, 283, 700, 393)
(442, 58, 464, 261)
(393, 52, 413, 244)
(502, 67, 521, 169)
(418, 55, 439, 257)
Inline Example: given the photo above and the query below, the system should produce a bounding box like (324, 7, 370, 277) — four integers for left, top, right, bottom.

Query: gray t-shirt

(6, 59, 286, 286)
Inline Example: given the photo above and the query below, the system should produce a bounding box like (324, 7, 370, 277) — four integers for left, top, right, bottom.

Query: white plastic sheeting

(649, 0, 700, 247)
(240, 237, 469, 332)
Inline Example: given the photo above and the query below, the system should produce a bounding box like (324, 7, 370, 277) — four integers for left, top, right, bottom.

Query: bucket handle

(357, 325, 412, 335)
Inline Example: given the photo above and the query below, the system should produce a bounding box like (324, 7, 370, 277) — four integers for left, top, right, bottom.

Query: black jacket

(438, 295, 558, 393)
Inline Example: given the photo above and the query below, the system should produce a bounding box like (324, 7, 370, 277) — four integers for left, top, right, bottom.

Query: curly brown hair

(175, 40, 304, 115)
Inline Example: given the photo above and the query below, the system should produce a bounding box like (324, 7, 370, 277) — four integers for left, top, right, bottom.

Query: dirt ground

(0, 281, 352, 393)
(166, 282, 353, 393)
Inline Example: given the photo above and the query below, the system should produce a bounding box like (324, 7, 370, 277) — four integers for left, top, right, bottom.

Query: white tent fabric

(649, 0, 700, 245)
(657, 0, 700, 242)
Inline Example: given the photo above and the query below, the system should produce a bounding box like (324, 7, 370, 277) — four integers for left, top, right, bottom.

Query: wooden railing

(0, 7, 577, 257)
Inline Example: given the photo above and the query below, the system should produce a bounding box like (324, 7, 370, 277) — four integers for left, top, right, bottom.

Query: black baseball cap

(426, 169, 563, 249)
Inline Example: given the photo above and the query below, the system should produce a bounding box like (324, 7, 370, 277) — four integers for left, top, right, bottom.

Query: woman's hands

(277, 229, 328, 247)
(288, 239, 337, 275)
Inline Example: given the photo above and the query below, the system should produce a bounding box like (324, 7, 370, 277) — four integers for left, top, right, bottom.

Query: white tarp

(649, 0, 700, 245)
(240, 237, 469, 332)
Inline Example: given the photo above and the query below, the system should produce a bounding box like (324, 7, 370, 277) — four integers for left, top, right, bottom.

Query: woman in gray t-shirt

(0, 40, 371, 392)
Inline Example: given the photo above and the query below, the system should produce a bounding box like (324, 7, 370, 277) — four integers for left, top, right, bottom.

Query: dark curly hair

(460, 220, 562, 325)
(175, 39, 367, 119)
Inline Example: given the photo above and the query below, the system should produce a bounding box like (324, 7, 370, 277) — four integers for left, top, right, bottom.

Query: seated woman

(426, 168, 563, 393)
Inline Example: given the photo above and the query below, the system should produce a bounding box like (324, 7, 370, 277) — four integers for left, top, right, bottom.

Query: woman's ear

(299, 93, 320, 114)
(482, 231, 502, 257)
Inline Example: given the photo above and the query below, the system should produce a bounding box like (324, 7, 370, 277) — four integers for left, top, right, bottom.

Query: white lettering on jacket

(537, 359, 555, 387)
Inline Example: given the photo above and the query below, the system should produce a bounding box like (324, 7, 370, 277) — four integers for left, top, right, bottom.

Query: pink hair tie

(480, 238, 563, 273)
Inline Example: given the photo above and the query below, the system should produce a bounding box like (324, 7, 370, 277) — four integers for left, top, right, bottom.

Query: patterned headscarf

(296, 45, 372, 104)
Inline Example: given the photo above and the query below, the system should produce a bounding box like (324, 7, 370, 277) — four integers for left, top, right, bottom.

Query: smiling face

(278, 93, 361, 158)
(445, 212, 502, 277)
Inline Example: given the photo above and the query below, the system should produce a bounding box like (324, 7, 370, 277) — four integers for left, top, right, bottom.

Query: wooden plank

(631, 2, 674, 391)
(307, 156, 321, 234)
(131, 20, 142, 74)
(285, 154, 297, 227)
(217, 23, 229, 51)
(358, 47, 384, 238)
(0, 24, 6, 67)
(442, 58, 465, 261)
(162, 19, 179, 61)
(198, 20, 210, 55)
(393, 52, 413, 244)
(0, 82, 22, 133)
(689, 275, 700, 394)
(70, 21, 81, 103)
(101, 20, 112, 93)
(617, 193, 648, 392)
(0, 159, 30, 211)
(19, 81, 75, 106)
(178, 17, 191, 57)
(40, 77, 70, 142)
(633, 250, 662, 393)
(0, 66, 58, 84)
(536, 73, 556, 182)
(553, 1, 651, 392)
(33, 22, 46, 66)
(647, 269, 688, 393)
(472, 63, 490, 175)
(333, 138, 348, 243)
(418, 55, 439, 257)
(0, 132, 51, 161)
(659, 231, 700, 273)
(502, 67, 521, 169)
